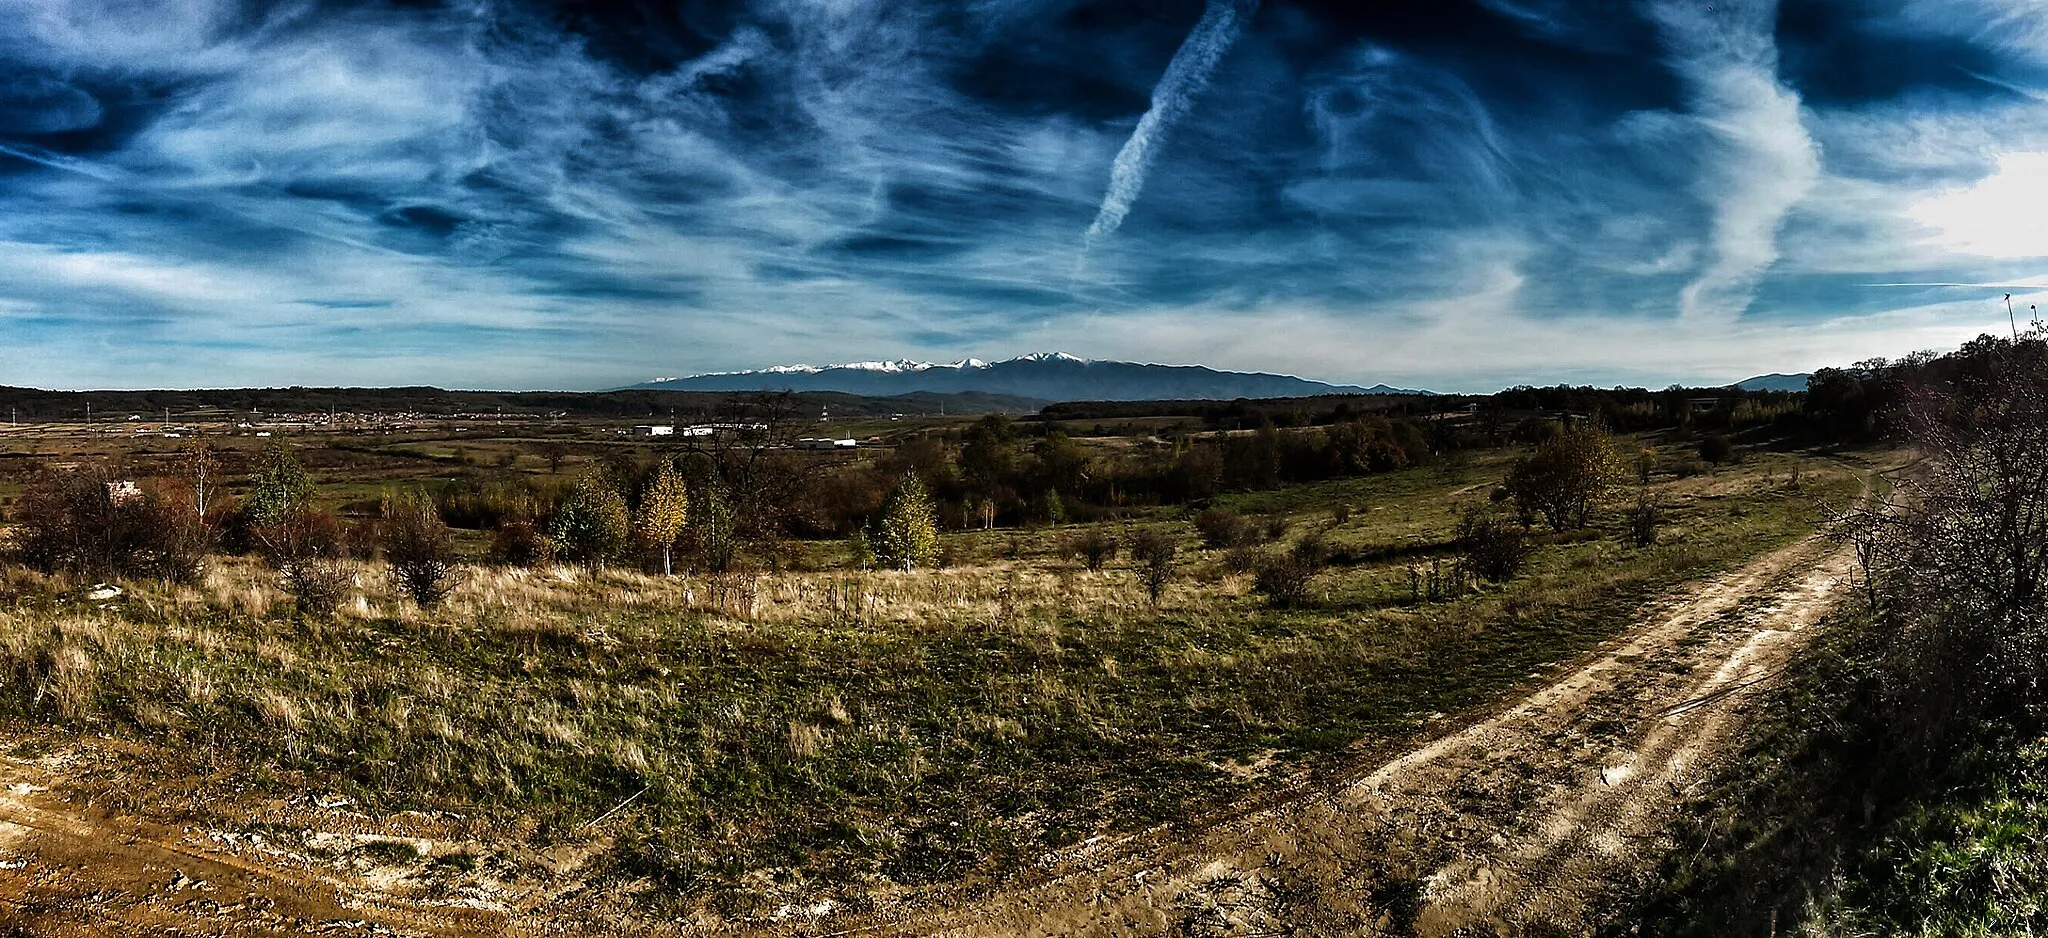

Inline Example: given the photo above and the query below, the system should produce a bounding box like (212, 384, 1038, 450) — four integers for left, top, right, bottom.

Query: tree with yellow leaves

(636, 460, 689, 576)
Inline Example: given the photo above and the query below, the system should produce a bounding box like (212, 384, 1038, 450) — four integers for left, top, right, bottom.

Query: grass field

(0, 434, 1864, 916)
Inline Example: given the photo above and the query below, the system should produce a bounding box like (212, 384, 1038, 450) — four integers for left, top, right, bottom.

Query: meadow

(0, 423, 1861, 918)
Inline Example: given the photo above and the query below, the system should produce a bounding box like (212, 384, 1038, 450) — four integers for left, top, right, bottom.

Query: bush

(1223, 544, 1260, 574)
(551, 475, 630, 569)
(383, 489, 459, 607)
(491, 519, 553, 567)
(1291, 531, 1331, 567)
(1066, 529, 1118, 571)
(10, 470, 214, 583)
(433, 477, 568, 530)
(1627, 498, 1662, 548)
(252, 508, 344, 566)
(869, 475, 940, 571)
(1699, 434, 1735, 466)
(1253, 549, 1322, 609)
(1504, 425, 1617, 532)
(1456, 507, 1528, 582)
(1127, 529, 1177, 605)
(1263, 515, 1292, 541)
(690, 482, 741, 574)
(282, 557, 351, 616)
(1193, 508, 1257, 550)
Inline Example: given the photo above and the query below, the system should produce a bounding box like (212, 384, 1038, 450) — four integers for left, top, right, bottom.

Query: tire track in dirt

(854, 526, 1860, 937)
(0, 751, 508, 937)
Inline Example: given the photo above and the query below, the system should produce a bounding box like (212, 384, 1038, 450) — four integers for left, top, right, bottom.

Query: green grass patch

(0, 449, 1865, 915)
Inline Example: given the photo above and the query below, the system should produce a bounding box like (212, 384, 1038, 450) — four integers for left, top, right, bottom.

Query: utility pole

(2008, 293, 2019, 340)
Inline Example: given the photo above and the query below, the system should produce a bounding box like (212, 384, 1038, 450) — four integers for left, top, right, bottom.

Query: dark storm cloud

(0, 0, 2044, 390)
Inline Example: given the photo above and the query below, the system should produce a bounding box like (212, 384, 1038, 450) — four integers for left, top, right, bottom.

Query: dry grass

(0, 443, 1871, 914)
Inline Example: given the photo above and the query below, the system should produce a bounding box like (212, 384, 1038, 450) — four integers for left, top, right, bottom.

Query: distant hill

(1733, 373, 1811, 392)
(629, 352, 1431, 402)
(0, 386, 1045, 421)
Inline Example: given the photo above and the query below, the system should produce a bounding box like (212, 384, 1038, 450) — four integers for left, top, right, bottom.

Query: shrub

(1627, 498, 1662, 548)
(282, 557, 351, 616)
(1699, 434, 1735, 466)
(1504, 425, 1617, 532)
(491, 520, 554, 567)
(1263, 515, 1292, 541)
(1849, 349, 2048, 733)
(1253, 550, 1322, 609)
(242, 440, 314, 531)
(383, 489, 459, 607)
(1633, 446, 1658, 484)
(10, 470, 215, 583)
(1193, 508, 1257, 550)
(551, 475, 630, 569)
(138, 491, 214, 583)
(1127, 528, 1177, 605)
(1223, 544, 1260, 574)
(1066, 529, 1118, 571)
(433, 477, 568, 530)
(252, 508, 344, 567)
(1291, 531, 1331, 567)
(870, 475, 940, 571)
(1456, 507, 1528, 582)
(690, 482, 741, 574)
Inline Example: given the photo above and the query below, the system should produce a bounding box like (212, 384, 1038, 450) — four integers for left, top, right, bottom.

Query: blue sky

(2, 0, 2046, 392)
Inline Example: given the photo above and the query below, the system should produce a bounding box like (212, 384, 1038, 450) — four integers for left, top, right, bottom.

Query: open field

(0, 427, 1872, 932)
(874, 491, 1873, 936)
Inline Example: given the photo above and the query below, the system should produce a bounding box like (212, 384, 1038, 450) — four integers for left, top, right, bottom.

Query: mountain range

(627, 353, 1429, 402)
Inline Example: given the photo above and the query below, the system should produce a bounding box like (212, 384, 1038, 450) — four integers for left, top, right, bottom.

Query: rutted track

(0, 753, 507, 937)
(857, 527, 1860, 937)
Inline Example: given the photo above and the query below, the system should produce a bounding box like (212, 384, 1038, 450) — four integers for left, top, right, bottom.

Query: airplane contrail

(0, 142, 118, 181)
(1084, 0, 1258, 244)
(1859, 281, 2048, 289)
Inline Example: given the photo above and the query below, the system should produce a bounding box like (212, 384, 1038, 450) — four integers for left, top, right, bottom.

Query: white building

(631, 425, 675, 437)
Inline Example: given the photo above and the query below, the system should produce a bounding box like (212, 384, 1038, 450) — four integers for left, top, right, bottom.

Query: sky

(3, 0, 2048, 392)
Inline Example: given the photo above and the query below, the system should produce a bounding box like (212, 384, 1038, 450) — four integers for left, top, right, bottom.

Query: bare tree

(1836, 330, 2048, 732)
(181, 442, 221, 517)
(674, 391, 823, 558)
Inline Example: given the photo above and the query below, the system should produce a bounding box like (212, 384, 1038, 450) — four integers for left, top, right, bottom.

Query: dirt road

(0, 520, 1859, 937)
(856, 530, 1859, 937)
(0, 742, 510, 937)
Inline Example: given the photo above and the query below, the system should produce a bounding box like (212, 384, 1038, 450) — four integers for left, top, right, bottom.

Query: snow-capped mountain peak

(628, 352, 1429, 401)
(833, 360, 941, 373)
(700, 354, 1088, 377)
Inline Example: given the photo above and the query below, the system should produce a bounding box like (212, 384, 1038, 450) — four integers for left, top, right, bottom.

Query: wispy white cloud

(1651, 0, 1820, 322)
(0, 0, 2046, 390)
